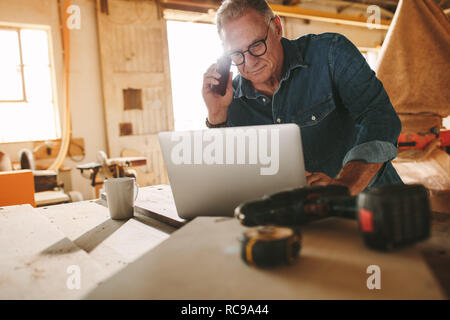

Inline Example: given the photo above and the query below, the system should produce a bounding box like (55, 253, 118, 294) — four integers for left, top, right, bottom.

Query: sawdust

(32, 267, 45, 280)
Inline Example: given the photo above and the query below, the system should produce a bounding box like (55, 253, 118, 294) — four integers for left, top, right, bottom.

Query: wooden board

(96, 0, 174, 186)
(36, 200, 175, 278)
(0, 205, 103, 299)
(34, 191, 70, 207)
(393, 148, 450, 214)
(135, 184, 186, 228)
(85, 216, 446, 299)
(33, 170, 57, 192)
(0, 198, 176, 299)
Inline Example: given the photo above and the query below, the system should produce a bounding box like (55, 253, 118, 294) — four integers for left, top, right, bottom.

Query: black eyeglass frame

(227, 17, 275, 67)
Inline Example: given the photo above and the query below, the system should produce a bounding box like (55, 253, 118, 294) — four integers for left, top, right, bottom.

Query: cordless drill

(234, 184, 431, 251)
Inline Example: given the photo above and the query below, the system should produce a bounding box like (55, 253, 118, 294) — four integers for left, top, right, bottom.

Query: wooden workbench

(0, 185, 448, 299)
(0, 188, 175, 299)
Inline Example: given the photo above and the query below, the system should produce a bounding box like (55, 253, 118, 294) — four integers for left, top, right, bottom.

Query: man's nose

(244, 52, 260, 67)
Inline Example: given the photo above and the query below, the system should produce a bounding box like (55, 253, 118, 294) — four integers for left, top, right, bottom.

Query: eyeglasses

(228, 18, 274, 66)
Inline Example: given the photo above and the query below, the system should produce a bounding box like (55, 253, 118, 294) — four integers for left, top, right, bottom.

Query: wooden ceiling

(331, 0, 450, 13)
(158, 0, 450, 14)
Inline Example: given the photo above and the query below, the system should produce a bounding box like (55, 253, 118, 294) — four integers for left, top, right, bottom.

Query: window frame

(0, 22, 61, 142)
(0, 25, 28, 103)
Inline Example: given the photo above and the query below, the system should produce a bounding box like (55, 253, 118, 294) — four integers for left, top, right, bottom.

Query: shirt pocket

(293, 95, 336, 128)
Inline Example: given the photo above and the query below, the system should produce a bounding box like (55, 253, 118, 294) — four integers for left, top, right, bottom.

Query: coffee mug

(104, 177, 139, 220)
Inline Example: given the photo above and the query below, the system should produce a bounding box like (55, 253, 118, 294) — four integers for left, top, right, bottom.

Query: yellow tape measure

(241, 226, 301, 267)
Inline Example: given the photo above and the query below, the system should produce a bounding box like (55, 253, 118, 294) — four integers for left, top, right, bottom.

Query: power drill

(234, 184, 431, 251)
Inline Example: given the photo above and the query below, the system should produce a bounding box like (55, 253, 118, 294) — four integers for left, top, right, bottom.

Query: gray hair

(216, 0, 275, 37)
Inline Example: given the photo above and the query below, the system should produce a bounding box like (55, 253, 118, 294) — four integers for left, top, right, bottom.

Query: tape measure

(241, 226, 301, 267)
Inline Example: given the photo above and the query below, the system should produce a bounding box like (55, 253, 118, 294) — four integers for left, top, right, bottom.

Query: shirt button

(276, 118, 281, 123)
(262, 97, 267, 103)
(311, 115, 316, 121)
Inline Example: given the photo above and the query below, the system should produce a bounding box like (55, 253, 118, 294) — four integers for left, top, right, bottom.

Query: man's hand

(306, 161, 384, 196)
(306, 171, 347, 188)
(202, 63, 233, 124)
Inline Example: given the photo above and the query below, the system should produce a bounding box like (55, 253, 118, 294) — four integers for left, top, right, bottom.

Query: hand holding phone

(210, 55, 231, 96)
(202, 57, 233, 125)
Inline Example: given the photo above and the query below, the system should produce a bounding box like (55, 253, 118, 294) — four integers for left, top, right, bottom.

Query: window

(167, 21, 237, 131)
(0, 25, 60, 143)
(360, 47, 381, 71)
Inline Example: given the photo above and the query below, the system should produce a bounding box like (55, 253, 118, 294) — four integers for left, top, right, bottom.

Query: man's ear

(273, 16, 283, 38)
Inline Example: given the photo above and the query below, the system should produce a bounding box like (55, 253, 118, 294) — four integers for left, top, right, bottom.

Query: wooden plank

(135, 184, 186, 228)
(34, 191, 70, 207)
(270, 3, 391, 30)
(85, 216, 445, 299)
(159, 1, 391, 29)
(85, 217, 171, 276)
(36, 201, 112, 241)
(0, 205, 104, 299)
(107, 156, 147, 167)
(36, 200, 175, 280)
(96, 0, 174, 186)
(0, 199, 176, 299)
(0, 205, 62, 257)
(393, 148, 450, 214)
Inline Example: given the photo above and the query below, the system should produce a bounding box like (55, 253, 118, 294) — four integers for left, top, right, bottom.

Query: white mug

(104, 177, 139, 220)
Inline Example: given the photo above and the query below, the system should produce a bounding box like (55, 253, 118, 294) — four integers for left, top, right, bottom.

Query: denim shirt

(225, 33, 403, 189)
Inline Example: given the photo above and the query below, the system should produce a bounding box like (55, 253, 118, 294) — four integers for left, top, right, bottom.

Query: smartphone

(211, 55, 231, 96)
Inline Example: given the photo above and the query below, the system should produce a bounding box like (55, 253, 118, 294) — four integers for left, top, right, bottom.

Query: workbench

(0, 185, 448, 299)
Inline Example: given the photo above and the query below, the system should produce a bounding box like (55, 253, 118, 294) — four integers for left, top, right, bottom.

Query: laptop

(158, 123, 306, 219)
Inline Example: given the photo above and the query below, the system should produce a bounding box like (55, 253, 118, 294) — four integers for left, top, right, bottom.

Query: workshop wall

(0, 0, 107, 200)
(282, 0, 389, 47)
(283, 17, 387, 48)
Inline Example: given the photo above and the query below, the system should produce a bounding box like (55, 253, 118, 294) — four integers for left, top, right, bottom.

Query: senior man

(202, 0, 402, 195)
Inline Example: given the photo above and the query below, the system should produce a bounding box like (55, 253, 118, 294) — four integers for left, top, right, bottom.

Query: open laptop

(158, 123, 306, 219)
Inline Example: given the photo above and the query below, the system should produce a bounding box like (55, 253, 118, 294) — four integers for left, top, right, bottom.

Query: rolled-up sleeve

(329, 34, 401, 166)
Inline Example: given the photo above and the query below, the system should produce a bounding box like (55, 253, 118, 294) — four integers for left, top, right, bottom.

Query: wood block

(33, 170, 58, 192)
(34, 191, 70, 207)
(135, 185, 186, 228)
(85, 217, 445, 299)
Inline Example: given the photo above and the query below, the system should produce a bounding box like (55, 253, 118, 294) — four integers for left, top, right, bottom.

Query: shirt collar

(234, 37, 308, 99)
(280, 37, 309, 81)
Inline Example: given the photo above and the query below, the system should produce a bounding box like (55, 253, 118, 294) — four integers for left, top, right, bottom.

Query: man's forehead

(221, 10, 268, 52)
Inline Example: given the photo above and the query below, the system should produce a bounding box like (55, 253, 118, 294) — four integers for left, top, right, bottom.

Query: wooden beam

(159, 0, 218, 12)
(269, 3, 391, 30)
(159, 0, 391, 29)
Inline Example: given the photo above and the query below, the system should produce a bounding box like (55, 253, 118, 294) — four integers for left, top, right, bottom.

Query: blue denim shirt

(225, 33, 403, 189)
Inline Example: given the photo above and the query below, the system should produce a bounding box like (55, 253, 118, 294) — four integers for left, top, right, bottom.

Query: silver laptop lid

(158, 123, 306, 219)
